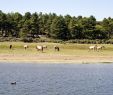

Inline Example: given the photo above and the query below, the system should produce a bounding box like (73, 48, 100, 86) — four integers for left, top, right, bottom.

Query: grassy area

(0, 42, 113, 56)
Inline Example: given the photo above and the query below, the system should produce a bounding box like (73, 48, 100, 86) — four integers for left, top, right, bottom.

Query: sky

(0, 0, 113, 21)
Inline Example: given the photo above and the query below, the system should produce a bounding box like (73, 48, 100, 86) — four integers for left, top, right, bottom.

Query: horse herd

(9, 44, 60, 52)
(8, 44, 105, 52)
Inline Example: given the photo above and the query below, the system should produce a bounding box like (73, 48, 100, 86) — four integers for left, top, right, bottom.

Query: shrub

(21, 37, 33, 42)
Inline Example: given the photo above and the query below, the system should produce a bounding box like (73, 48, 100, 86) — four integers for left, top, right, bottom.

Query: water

(0, 63, 113, 95)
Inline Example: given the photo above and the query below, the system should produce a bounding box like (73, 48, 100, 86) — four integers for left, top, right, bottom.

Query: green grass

(0, 42, 113, 56)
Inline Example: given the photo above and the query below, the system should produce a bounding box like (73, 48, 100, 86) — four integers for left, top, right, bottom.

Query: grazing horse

(54, 46, 60, 51)
(24, 45, 28, 50)
(97, 46, 105, 51)
(89, 45, 97, 51)
(36, 45, 43, 52)
(9, 44, 12, 49)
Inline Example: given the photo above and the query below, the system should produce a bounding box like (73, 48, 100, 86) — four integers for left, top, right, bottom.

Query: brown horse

(9, 44, 12, 49)
(54, 46, 60, 51)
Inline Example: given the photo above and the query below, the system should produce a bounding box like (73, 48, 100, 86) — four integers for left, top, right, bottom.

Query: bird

(11, 82, 16, 85)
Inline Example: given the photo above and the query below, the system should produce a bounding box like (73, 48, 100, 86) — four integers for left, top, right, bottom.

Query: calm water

(0, 63, 113, 95)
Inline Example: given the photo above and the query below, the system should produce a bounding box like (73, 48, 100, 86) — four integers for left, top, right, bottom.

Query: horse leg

(54, 47, 56, 51)
(57, 48, 59, 51)
(41, 47, 43, 52)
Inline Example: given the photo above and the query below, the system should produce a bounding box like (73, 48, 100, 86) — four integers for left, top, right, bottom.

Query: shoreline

(0, 54, 113, 64)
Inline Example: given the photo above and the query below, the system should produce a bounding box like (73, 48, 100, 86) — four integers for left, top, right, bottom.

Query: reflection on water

(0, 63, 113, 95)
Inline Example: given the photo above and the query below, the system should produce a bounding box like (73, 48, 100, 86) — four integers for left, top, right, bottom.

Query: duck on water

(11, 82, 16, 85)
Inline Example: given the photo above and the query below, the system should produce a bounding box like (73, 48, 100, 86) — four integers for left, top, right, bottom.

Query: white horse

(89, 45, 97, 51)
(36, 45, 43, 52)
(24, 45, 28, 50)
(97, 46, 105, 51)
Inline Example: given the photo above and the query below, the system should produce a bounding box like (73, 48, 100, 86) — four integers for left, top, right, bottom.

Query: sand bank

(0, 54, 113, 63)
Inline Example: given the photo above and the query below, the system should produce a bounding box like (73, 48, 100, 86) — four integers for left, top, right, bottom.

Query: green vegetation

(0, 10, 113, 42)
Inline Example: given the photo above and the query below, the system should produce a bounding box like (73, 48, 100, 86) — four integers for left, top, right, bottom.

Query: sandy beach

(0, 54, 113, 63)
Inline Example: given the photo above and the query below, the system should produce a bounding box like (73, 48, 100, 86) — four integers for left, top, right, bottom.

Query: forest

(0, 10, 113, 43)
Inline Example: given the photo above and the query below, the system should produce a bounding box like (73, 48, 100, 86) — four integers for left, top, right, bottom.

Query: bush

(0, 37, 21, 42)
(0, 37, 113, 44)
(66, 39, 112, 44)
(21, 37, 33, 42)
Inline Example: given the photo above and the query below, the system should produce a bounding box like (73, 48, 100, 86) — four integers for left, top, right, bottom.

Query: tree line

(0, 10, 113, 40)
